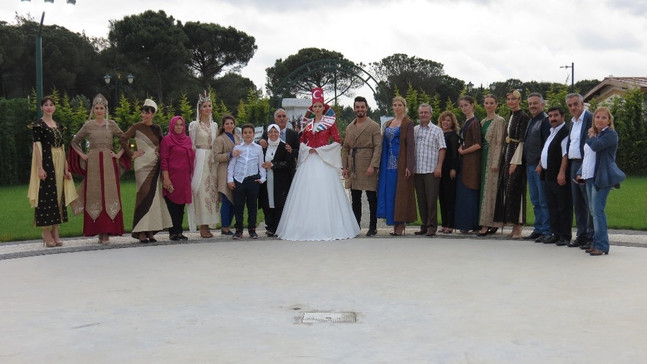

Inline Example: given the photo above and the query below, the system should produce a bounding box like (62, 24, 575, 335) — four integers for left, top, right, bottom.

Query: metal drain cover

(300, 312, 357, 324)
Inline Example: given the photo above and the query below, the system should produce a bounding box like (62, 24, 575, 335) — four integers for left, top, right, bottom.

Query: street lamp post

(561, 62, 575, 93)
(104, 73, 134, 109)
(22, 0, 76, 118)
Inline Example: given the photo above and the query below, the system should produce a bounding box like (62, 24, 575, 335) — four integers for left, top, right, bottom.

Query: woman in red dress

(275, 88, 360, 241)
(71, 94, 125, 244)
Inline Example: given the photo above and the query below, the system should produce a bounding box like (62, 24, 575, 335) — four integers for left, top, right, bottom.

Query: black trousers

(234, 175, 260, 231)
(439, 175, 456, 228)
(351, 189, 377, 230)
(545, 180, 573, 240)
(164, 197, 185, 236)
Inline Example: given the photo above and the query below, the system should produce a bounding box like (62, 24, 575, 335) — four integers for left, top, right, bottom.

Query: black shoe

(232, 230, 243, 240)
(266, 231, 275, 237)
(249, 229, 258, 239)
(542, 235, 559, 244)
(169, 234, 180, 241)
(524, 231, 543, 240)
(535, 235, 550, 243)
(580, 244, 592, 250)
(221, 229, 234, 236)
(366, 228, 377, 237)
(487, 227, 498, 234)
(556, 238, 570, 246)
(414, 229, 428, 235)
(148, 237, 157, 243)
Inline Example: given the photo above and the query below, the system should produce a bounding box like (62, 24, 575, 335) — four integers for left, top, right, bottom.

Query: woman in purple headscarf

(160, 116, 195, 241)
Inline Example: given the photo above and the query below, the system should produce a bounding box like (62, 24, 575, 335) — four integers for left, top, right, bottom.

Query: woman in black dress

(27, 96, 77, 247)
(437, 111, 460, 234)
(259, 124, 293, 236)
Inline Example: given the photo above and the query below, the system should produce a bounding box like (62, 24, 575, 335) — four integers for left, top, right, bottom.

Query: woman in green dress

(477, 94, 506, 236)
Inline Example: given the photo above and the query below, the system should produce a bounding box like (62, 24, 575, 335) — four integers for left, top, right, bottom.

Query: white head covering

(143, 98, 157, 113)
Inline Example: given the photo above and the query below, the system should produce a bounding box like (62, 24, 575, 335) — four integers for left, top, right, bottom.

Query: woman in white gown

(276, 88, 360, 241)
(187, 91, 219, 237)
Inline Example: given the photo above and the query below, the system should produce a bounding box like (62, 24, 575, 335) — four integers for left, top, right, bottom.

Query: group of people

(28, 89, 625, 252)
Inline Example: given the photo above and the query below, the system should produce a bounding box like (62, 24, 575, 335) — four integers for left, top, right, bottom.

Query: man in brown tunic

(342, 96, 382, 236)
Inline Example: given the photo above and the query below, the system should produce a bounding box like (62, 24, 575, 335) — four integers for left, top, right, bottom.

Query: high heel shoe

(42, 231, 56, 248)
(589, 248, 608, 256)
(487, 227, 498, 235)
(390, 224, 405, 236)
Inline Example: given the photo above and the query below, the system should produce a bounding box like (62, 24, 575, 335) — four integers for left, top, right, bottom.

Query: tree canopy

(183, 22, 257, 89)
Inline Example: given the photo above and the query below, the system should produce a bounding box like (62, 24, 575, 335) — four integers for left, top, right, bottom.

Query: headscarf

(265, 123, 282, 163)
(166, 116, 195, 170)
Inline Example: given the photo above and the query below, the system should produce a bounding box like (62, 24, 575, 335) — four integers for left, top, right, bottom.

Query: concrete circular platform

(1, 236, 646, 363)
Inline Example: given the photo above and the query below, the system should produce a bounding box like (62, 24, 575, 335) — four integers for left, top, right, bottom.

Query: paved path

(1, 227, 646, 363)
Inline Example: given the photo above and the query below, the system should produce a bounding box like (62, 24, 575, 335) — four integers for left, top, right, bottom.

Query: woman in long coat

(455, 95, 482, 233)
(478, 95, 506, 236)
(28, 96, 77, 247)
(259, 124, 293, 236)
(119, 99, 172, 243)
(494, 90, 529, 239)
(377, 96, 416, 235)
(71, 94, 126, 244)
(213, 114, 240, 235)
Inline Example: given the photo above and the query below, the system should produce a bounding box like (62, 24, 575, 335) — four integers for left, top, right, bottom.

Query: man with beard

(412, 103, 446, 236)
(536, 107, 572, 246)
(342, 96, 382, 236)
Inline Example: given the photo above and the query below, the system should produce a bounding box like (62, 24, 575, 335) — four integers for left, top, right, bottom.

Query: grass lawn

(1, 177, 644, 242)
(1, 180, 263, 242)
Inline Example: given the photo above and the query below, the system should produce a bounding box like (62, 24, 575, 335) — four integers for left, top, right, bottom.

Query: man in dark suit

(260, 108, 299, 180)
(566, 93, 593, 247)
(536, 107, 572, 246)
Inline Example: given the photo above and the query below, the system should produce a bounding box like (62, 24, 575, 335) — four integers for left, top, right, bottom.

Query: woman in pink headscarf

(160, 116, 195, 241)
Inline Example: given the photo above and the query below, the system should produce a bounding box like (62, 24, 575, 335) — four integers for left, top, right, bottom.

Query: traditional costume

(276, 88, 359, 241)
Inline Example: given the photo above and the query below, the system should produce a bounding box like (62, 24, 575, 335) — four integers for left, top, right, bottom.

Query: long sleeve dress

(276, 119, 359, 241)
(71, 120, 125, 237)
(494, 109, 529, 225)
(454, 116, 482, 231)
(187, 120, 219, 230)
(376, 117, 417, 225)
(479, 115, 506, 227)
(28, 119, 77, 227)
(120, 122, 172, 237)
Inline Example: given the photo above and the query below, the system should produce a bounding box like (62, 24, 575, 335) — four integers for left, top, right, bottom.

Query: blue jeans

(586, 180, 610, 253)
(570, 159, 594, 239)
(527, 164, 551, 235)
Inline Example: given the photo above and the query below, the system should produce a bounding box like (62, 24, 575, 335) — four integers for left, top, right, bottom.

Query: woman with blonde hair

(577, 107, 625, 256)
(187, 91, 219, 237)
(71, 94, 125, 244)
(376, 95, 416, 235)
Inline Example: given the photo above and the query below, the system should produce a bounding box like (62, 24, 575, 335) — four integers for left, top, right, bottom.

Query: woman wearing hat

(70, 94, 126, 244)
(187, 91, 219, 238)
(276, 88, 360, 241)
(119, 98, 172, 243)
(259, 123, 293, 237)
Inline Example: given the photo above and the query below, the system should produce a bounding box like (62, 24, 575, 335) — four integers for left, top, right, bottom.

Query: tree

(265, 48, 364, 101)
(212, 73, 258, 116)
(371, 54, 463, 113)
(183, 22, 257, 89)
(108, 10, 190, 103)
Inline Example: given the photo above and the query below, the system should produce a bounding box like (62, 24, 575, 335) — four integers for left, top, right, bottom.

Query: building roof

(583, 77, 647, 102)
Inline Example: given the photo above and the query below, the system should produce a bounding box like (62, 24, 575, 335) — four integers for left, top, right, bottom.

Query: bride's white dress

(276, 143, 360, 241)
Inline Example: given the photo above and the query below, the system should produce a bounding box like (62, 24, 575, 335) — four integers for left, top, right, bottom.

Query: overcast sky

(4, 0, 646, 104)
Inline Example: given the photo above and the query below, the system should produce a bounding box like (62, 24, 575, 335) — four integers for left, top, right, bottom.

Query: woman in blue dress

(377, 96, 416, 235)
